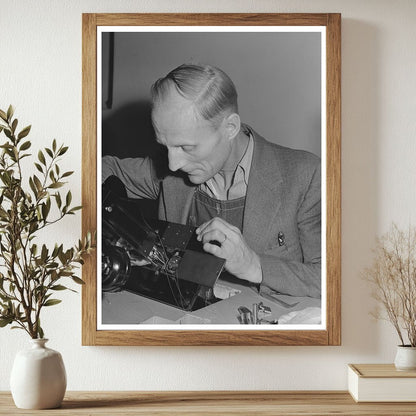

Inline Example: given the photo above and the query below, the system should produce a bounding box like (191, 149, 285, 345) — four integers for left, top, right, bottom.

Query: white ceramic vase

(10, 338, 67, 409)
(394, 345, 416, 371)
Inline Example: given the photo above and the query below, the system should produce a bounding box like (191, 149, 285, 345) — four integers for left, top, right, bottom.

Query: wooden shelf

(2, 391, 416, 415)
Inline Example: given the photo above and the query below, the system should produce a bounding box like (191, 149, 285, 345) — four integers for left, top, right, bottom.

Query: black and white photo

(99, 29, 323, 327)
(81, 13, 341, 346)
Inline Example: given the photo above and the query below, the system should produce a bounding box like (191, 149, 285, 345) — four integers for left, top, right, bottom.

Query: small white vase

(394, 345, 416, 371)
(10, 338, 67, 409)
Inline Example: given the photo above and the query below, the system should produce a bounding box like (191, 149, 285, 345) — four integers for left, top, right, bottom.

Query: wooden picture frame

(82, 13, 341, 346)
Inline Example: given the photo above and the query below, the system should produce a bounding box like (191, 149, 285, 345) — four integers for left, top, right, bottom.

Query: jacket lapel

(243, 127, 284, 252)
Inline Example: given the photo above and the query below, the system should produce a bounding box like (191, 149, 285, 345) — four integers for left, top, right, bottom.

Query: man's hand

(196, 217, 262, 284)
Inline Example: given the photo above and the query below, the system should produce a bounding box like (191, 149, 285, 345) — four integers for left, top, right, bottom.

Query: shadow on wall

(102, 100, 160, 159)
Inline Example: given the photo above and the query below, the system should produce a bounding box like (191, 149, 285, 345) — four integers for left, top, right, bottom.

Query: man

(102, 63, 321, 299)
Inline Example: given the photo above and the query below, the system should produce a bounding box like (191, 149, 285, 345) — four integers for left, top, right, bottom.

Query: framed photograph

(82, 13, 341, 346)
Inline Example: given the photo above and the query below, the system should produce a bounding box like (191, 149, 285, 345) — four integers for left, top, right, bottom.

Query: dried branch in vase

(363, 223, 416, 347)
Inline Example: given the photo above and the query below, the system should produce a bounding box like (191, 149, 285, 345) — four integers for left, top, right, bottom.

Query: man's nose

(167, 147, 185, 172)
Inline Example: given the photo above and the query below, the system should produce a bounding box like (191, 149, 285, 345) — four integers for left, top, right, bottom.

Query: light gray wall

(102, 31, 321, 157)
(1, 0, 416, 392)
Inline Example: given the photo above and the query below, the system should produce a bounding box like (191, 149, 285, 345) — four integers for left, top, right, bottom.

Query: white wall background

(1, 0, 416, 391)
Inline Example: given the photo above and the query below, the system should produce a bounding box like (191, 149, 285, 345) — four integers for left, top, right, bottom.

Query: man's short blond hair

(151, 63, 238, 125)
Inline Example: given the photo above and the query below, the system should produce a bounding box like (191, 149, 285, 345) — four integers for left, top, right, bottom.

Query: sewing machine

(102, 176, 225, 311)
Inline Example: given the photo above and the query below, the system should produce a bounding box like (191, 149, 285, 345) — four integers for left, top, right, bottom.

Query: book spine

(347, 366, 359, 402)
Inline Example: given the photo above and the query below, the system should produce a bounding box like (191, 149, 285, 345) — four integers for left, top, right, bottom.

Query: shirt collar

(202, 130, 254, 200)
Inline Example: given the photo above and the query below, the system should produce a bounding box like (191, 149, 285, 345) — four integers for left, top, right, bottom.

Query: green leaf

(29, 177, 37, 197)
(18, 125, 31, 140)
(19, 140, 31, 151)
(51, 244, 59, 258)
(0, 109, 7, 121)
(43, 299, 62, 307)
(41, 201, 50, 220)
(34, 162, 43, 173)
(38, 325, 44, 339)
(69, 206, 82, 213)
(55, 192, 62, 208)
(61, 171, 74, 178)
(33, 175, 43, 192)
(38, 190, 47, 200)
(52, 139, 57, 152)
(48, 182, 64, 189)
(29, 222, 39, 234)
(45, 148, 53, 158)
(31, 244, 38, 256)
(11, 119, 18, 133)
(41, 244, 48, 262)
(58, 146, 68, 156)
(38, 150, 46, 165)
(4, 129, 12, 140)
(0, 317, 13, 327)
(54, 244, 63, 258)
(58, 250, 67, 264)
(65, 191, 72, 207)
(71, 276, 85, 285)
(50, 285, 68, 291)
(6, 105, 14, 122)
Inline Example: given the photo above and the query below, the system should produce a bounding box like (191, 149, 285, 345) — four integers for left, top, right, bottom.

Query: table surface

(2, 391, 416, 415)
(102, 275, 321, 325)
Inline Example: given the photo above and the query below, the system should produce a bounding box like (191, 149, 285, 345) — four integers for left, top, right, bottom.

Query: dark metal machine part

(102, 177, 225, 311)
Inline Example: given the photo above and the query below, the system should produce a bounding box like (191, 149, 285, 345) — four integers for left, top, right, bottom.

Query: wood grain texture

(91, 329, 329, 347)
(2, 391, 416, 415)
(95, 13, 330, 26)
(81, 13, 342, 346)
(326, 13, 342, 346)
(350, 364, 416, 378)
(81, 13, 98, 346)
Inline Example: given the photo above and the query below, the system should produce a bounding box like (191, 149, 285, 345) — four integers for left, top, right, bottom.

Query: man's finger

(203, 241, 226, 258)
(196, 218, 235, 240)
(200, 229, 228, 245)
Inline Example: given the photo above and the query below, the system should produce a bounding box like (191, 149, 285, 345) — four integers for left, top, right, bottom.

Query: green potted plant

(0, 105, 94, 409)
(363, 223, 416, 370)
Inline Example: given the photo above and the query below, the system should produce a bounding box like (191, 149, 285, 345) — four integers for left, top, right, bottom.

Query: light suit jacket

(102, 125, 321, 298)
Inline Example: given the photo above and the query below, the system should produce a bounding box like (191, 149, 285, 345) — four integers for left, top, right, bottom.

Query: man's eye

(181, 145, 194, 152)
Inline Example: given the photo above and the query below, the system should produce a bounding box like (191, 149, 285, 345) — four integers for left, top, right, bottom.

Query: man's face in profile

(151, 89, 233, 185)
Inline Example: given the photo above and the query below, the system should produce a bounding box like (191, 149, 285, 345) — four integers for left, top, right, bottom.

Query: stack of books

(348, 364, 416, 402)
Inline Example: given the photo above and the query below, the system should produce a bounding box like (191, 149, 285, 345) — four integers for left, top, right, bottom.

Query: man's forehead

(153, 87, 194, 112)
(152, 101, 194, 122)
(152, 97, 212, 133)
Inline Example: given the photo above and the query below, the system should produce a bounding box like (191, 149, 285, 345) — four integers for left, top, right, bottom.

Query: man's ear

(223, 113, 241, 141)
